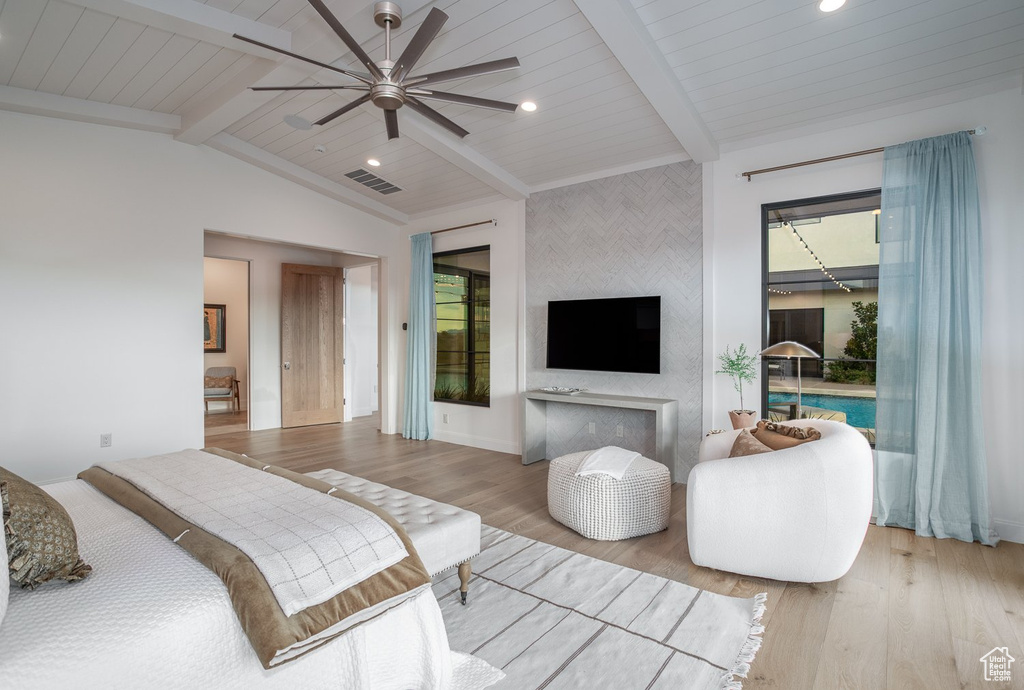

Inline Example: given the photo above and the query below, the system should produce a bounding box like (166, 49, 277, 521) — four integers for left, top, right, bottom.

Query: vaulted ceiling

(2, 0, 1021, 222)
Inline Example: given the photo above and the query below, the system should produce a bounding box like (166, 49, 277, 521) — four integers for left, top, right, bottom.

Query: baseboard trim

(431, 429, 519, 455)
(993, 519, 1024, 545)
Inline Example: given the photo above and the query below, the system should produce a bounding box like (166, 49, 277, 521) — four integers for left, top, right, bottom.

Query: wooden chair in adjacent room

(204, 366, 239, 413)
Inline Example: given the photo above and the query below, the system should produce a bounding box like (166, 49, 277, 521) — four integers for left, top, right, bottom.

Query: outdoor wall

(708, 83, 1024, 542)
(397, 198, 527, 455)
(526, 162, 704, 480)
(0, 109, 400, 483)
(203, 257, 249, 411)
(768, 289, 879, 361)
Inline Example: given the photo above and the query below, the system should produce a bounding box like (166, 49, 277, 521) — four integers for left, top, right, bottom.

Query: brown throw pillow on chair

(728, 429, 773, 457)
(2, 468, 92, 589)
(751, 420, 822, 451)
(205, 376, 233, 389)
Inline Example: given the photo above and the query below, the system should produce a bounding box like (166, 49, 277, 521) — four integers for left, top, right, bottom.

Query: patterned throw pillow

(1, 468, 92, 590)
(204, 375, 233, 389)
(728, 429, 773, 457)
(751, 420, 822, 451)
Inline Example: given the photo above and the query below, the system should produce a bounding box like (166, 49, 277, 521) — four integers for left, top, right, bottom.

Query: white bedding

(100, 450, 410, 617)
(0, 480, 454, 689)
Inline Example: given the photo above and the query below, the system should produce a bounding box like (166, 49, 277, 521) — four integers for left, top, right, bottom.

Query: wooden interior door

(281, 263, 344, 428)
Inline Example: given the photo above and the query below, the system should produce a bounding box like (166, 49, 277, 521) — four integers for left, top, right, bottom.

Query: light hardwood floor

(204, 409, 248, 436)
(208, 416, 1024, 690)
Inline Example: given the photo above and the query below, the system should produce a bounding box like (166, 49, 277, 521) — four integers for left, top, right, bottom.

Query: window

(434, 246, 490, 406)
(762, 190, 880, 443)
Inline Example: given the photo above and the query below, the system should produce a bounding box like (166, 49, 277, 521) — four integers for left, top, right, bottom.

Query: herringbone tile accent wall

(525, 162, 703, 479)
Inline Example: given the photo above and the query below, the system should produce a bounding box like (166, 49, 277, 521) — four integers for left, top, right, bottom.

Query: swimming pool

(768, 392, 876, 429)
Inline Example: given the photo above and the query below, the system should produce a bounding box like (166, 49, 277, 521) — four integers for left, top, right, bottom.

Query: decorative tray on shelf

(539, 387, 587, 396)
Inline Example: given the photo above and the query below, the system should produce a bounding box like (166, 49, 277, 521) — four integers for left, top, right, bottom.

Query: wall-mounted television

(546, 296, 661, 374)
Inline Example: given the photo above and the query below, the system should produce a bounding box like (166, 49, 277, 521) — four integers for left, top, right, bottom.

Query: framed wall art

(204, 304, 226, 353)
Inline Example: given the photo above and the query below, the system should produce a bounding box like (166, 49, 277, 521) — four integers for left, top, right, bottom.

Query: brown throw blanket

(79, 448, 430, 669)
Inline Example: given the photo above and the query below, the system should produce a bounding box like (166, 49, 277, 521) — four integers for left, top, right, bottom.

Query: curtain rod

(430, 219, 497, 235)
(739, 128, 984, 181)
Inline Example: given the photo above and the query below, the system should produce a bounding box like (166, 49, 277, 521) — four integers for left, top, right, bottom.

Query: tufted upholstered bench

(306, 468, 481, 604)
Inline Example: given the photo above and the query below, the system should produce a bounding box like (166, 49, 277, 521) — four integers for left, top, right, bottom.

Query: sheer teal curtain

(403, 233, 435, 440)
(875, 131, 996, 545)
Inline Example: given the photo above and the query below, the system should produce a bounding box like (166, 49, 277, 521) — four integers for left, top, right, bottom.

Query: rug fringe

(719, 592, 768, 690)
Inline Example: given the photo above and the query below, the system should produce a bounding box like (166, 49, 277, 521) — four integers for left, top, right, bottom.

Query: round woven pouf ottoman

(547, 451, 671, 541)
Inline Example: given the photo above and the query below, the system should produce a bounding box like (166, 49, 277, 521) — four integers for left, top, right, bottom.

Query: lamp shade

(759, 341, 820, 358)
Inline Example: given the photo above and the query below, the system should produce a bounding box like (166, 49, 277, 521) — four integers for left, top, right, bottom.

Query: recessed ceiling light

(367, 158, 381, 167)
(284, 114, 312, 130)
(314, 144, 327, 154)
(818, 0, 846, 11)
(520, 101, 537, 112)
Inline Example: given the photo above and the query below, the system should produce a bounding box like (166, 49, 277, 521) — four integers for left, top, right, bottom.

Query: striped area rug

(434, 527, 766, 690)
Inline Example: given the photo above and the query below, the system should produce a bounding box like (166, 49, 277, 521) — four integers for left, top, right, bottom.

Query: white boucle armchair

(686, 419, 873, 583)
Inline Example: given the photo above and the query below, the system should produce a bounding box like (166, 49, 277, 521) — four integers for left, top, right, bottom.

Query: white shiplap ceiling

(1, 0, 1021, 221)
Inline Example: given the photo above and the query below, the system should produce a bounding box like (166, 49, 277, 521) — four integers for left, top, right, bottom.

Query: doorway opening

(343, 263, 380, 422)
(203, 231, 383, 436)
(204, 256, 251, 436)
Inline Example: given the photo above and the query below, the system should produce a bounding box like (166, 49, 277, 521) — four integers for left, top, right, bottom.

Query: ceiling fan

(234, 1, 522, 140)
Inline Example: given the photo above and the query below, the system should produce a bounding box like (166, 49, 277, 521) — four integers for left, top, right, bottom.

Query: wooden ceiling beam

(400, 114, 530, 201)
(573, 0, 719, 163)
(0, 84, 180, 134)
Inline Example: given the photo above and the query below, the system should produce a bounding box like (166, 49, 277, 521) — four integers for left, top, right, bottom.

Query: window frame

(433, 245, 490, 408)
(760, 189, 881, 428)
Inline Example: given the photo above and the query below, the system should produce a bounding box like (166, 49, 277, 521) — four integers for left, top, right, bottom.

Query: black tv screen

(546, 296, 661, 374)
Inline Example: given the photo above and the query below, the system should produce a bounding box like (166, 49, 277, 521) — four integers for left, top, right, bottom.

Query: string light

(768, 288, 793, 295)
(784, 222, 852, 292)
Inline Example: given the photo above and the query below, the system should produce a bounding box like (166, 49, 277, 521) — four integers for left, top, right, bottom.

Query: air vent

(344, 168, 402, 195)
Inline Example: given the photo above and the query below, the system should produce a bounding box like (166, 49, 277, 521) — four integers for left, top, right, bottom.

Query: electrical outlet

(616, 424, 624, 438)
(442, 413, 450, 424)
(588, 422, 596, 434)
(100, 433, 112, 448)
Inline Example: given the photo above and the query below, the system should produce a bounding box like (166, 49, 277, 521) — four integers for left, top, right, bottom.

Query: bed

(0, 478, 467, 689)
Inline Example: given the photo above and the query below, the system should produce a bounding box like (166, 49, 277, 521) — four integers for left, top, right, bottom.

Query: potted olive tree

(716, 344, 759, 429)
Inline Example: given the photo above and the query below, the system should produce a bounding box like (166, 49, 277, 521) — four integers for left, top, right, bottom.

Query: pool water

(768, 392, 876, 429)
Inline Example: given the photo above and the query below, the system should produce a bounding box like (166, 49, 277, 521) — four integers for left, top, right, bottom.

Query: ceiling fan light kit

(236, 1, 522, 140)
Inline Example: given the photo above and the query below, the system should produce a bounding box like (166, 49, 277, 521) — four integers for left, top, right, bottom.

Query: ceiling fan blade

(405, 96, 469, 138)
(306, 0, 385, 81)
(233, 34, 371, 84)
(404, 57, 520, 88)
(391, 7, 448, 83)
(384, 109, 399, 140)
(315, 93, 371, 126)
(410, 90, 518, 112)
(250, 85, 370, 91)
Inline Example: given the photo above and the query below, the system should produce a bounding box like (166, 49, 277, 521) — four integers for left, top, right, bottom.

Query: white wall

(708, 87, 1024, 542)
(345, 264, 379, 418)
(397, 199, 527, 455)
(0, 110, 400, 483)
(203, 257, 249, 412)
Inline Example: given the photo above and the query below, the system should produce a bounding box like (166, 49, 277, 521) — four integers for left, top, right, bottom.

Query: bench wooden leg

(458, 561, 472, 605)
